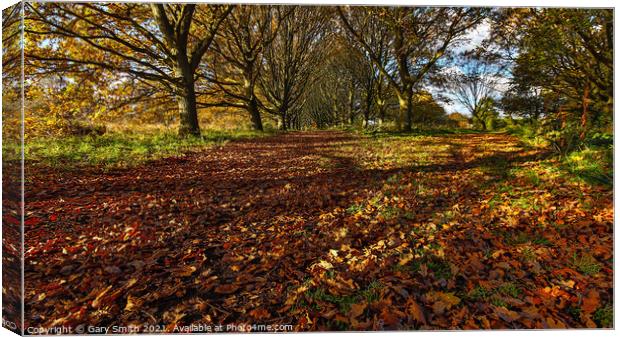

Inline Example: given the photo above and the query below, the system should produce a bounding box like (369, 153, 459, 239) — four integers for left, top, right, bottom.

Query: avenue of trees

(3, 4, 612, 149)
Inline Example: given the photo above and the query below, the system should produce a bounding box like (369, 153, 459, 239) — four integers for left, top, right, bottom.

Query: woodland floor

(22, 131, 613, 331)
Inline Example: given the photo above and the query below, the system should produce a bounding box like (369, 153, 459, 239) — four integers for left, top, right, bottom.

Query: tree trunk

(244, 69, 263, 131)
(278, 110, 287, 131)
(474, 114, 487, 130)
(348, 88, 354, 125)
(364, 94, 372, 128)
(377, 99, 386, 126)
(176, 82, 200, 137)
(175, 65, 200, 137)
(248, 98, 263, 131)
(580, 83, 589, 140)
(398, 92, 413, 132)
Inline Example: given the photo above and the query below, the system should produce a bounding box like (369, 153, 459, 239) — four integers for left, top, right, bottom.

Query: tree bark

(364, 93, 372, 128)
(398, 91, 413, 132)
(580, 83, 589, 140)
(348, 88, 354, 125)
(377, 99, 386, 126)
(244, 68, 263, 131)
(175, 73, 200, 137)
(278, 111, 287, 130)
(248, 98, 263, 131)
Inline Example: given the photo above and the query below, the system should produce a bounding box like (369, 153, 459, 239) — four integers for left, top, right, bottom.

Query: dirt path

(22, 131, 613, 330)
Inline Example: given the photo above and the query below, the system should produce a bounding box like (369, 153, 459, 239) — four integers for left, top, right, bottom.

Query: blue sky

(430, 19, 510, 117)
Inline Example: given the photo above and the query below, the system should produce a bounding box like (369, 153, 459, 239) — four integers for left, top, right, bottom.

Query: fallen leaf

(214, 284, 239, 294)
(349, 303, 367, 319)
(406, 298, 426, 324)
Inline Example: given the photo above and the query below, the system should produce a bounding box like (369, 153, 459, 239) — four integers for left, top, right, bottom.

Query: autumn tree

(411, 91, 448, 125)
(24, 2, 232, 136)
(499, 86, 546, 124)
(2, 4, 21, 138)
(206, 5, 284, 131)
(338, 6, 487, 131)
(488, 8, 613, 137)
(258, 6, 331, 130)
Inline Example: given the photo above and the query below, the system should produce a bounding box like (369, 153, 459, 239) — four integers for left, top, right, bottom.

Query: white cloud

(451, 19, 491, 55)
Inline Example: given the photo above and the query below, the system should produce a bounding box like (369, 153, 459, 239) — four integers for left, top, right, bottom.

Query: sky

(430, 19, 507, 117)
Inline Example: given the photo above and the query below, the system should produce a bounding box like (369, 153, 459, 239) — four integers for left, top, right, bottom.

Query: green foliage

(504, 122, 548, 148)
(593, 305, 613, 328)
(379, 206, 400, 219)
(16, 129, 272, 168)
(520, 247, 537, 262)
(505, 120, 612, 188)
(561, 147, 612, 187)
(426, 259, 452, 280)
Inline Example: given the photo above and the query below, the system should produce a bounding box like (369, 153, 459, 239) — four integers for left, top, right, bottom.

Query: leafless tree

(258, 6, 331, 130)
(206, 5, 285, 131)
(449, 60, 499, 129)
(338, 6, 487, 131)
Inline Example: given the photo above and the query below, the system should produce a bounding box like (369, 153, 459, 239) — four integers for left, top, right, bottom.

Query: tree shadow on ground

(22, 131, 610, 330)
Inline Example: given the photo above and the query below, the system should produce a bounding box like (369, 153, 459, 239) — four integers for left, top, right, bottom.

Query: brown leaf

(124, 295, 143, 312)
(495, 306, 520, 323)
(379, 307, 400, 327)
(91, 285, 113, 309)
(175, 265, 197, 277)
(426, 291, 460, 315)
(349, 302, 367, 319)
(249, 308, 270, 320)
(545, 316, 567, 328)
(406, 298, 427, 325)
(214, 284, 239, 294)
(581, 289, 600, 314)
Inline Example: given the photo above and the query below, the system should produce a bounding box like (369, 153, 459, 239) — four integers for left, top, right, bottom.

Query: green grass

(6, 129, 272, 168)
(365, 128, 484, 139)
(571, 253, 602, 276)
(511, 195, 541, 211)
(593, 305, 613, 328)
(379, 206, 400, 220)
(304, 280, 383, 313)
(407, 255, 452, 280)
(497, 282, 522, 298)
(561, 147, 613, 187)
(468, 286, 492, 300)
(346, 204, 364, 214)
(359, 280, 383, 303)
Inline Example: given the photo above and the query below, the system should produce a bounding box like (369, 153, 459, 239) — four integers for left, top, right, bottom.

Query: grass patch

(10, 129, 272, 168)
(571, 253, 602, 276)
(366, 128, 483, 139)
(359, 280, 383, 303)
(561, 147, 612, 187)
(520, 247, 537, 262)
(379, 206, 400, 220)
(497, 282, 522, 298)
(346, 204, 364, 214)
(468, 286, 492, 300)
(593, 305, 613, 328)
(408, 255, 452, 280)
(304, 280, 383, 313)
(511, 196, 541, 211)
(467, 282, 522, 306)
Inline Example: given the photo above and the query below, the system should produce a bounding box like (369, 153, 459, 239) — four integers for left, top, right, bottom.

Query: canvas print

(1, 1, 614, 334)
